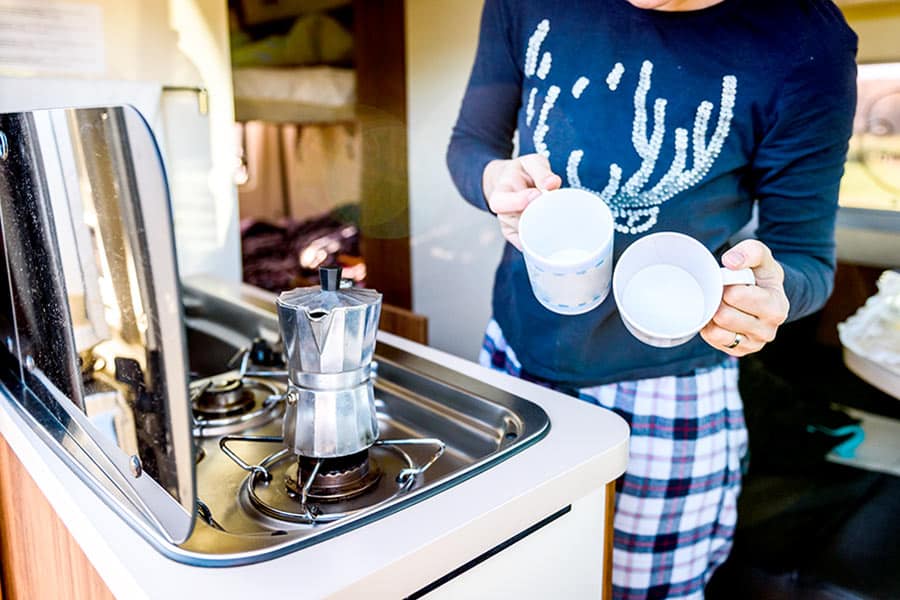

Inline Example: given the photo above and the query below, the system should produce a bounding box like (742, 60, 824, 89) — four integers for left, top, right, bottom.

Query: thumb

(518, 154, 562, 191)
(722, 239, 784, 285)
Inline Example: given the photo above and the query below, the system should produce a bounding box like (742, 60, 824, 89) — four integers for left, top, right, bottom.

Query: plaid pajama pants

(480, 320, 748, 600)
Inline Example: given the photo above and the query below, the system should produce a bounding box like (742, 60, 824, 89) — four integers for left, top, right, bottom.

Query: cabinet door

(414, 483, 615, 600)
(0, 436, 115, 600)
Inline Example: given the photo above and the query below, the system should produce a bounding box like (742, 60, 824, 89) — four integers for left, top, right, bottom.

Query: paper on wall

(0, 0, 104, 76)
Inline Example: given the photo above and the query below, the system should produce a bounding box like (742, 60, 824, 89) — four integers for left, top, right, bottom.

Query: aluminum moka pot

(276, 266, 383, 458)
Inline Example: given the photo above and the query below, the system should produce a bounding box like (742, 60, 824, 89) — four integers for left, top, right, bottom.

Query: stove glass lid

(0, 106, 196, 543)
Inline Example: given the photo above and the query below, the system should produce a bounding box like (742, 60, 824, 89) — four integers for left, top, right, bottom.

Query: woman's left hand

(700, 239, 790, 357)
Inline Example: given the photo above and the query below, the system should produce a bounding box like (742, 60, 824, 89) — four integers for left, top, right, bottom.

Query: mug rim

(519, 188, 615, 272)
(613, 231, 722, 341)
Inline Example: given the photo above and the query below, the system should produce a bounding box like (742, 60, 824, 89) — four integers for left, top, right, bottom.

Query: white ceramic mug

(612, 231, 756, 347)
(518, 188, 615, 315)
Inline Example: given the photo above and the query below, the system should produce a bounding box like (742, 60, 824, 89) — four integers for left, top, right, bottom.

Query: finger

(498, 215, 522, 250)
(517, 154, 562, 191)
(489, 188, 542, 214)
(700, 323, 764, 357)
(722, 239, 784, 286)
(711, 303, 778, 344)
(722, 285, 789, 325)
(494, 166, 535, 193)
(497, 212, 520, 231)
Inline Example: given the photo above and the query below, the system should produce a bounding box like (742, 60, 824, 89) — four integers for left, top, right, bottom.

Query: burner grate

(219, 435, 445, 524)
(190, 375, 283, 437)
(192, 378, 255, 418)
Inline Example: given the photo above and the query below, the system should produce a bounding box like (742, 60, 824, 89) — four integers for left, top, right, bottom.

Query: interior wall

(168, 0, 242, 283)
(0, 0, 241, 282)
(0, 0, 180, 82)
(841, 2, 900, 63)
(406, 0, 504, 360)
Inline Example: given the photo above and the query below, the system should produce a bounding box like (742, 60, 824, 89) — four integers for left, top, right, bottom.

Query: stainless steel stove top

(174, 281, 550, 566)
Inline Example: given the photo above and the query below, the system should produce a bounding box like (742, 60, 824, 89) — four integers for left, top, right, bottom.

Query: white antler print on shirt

(534, 85, 560, 157)
(524, 19, 550, 77)
(524, 20, 737, 235)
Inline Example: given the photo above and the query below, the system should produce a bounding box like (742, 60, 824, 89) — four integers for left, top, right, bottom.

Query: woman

(446, 0, 857, 598)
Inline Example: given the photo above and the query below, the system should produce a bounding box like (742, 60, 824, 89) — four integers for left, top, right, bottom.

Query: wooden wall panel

(0, 436, 114, 600)
(380, 304, 428, 345)
(353, 0, 413, 309)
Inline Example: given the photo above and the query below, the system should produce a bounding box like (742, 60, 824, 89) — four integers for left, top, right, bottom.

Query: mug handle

(720, 267, 755, 286)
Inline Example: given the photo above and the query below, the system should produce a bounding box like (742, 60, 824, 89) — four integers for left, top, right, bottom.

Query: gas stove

(176, 279, 549, 565)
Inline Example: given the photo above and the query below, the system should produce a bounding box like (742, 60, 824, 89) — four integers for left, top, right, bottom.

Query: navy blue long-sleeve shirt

(447, 0, 858, 386)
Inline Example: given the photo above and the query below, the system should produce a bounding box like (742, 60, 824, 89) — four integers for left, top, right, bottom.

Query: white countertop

(0, 331, 629, 599)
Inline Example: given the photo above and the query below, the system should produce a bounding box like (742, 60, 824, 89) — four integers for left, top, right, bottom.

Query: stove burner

(242, 445, 408, 525)
(193, 379, 255, 418)
(222, 435, 445, 525)
(191, 376, 283, 437)
(285, 451, 381, 503)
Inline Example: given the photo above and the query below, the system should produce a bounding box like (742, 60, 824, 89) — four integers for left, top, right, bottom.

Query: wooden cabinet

(0, 436, 113, 600)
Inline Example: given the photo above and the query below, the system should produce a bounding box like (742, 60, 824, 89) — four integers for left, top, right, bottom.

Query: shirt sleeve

(446, 0, 522, 212)
(749, 21, 858, 322)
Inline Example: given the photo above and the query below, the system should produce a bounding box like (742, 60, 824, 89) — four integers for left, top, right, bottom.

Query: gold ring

(725, 332, 743, 349)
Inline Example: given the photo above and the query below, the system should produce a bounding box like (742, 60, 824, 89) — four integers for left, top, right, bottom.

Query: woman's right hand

(483, 154, 562, 250)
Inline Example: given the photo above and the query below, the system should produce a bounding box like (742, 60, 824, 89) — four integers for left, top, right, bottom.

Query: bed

(232, 65, 355, 124)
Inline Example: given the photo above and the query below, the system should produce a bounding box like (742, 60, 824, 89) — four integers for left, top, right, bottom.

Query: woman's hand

(483, 154, 562, 250)
(700, 239, 790, 357)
